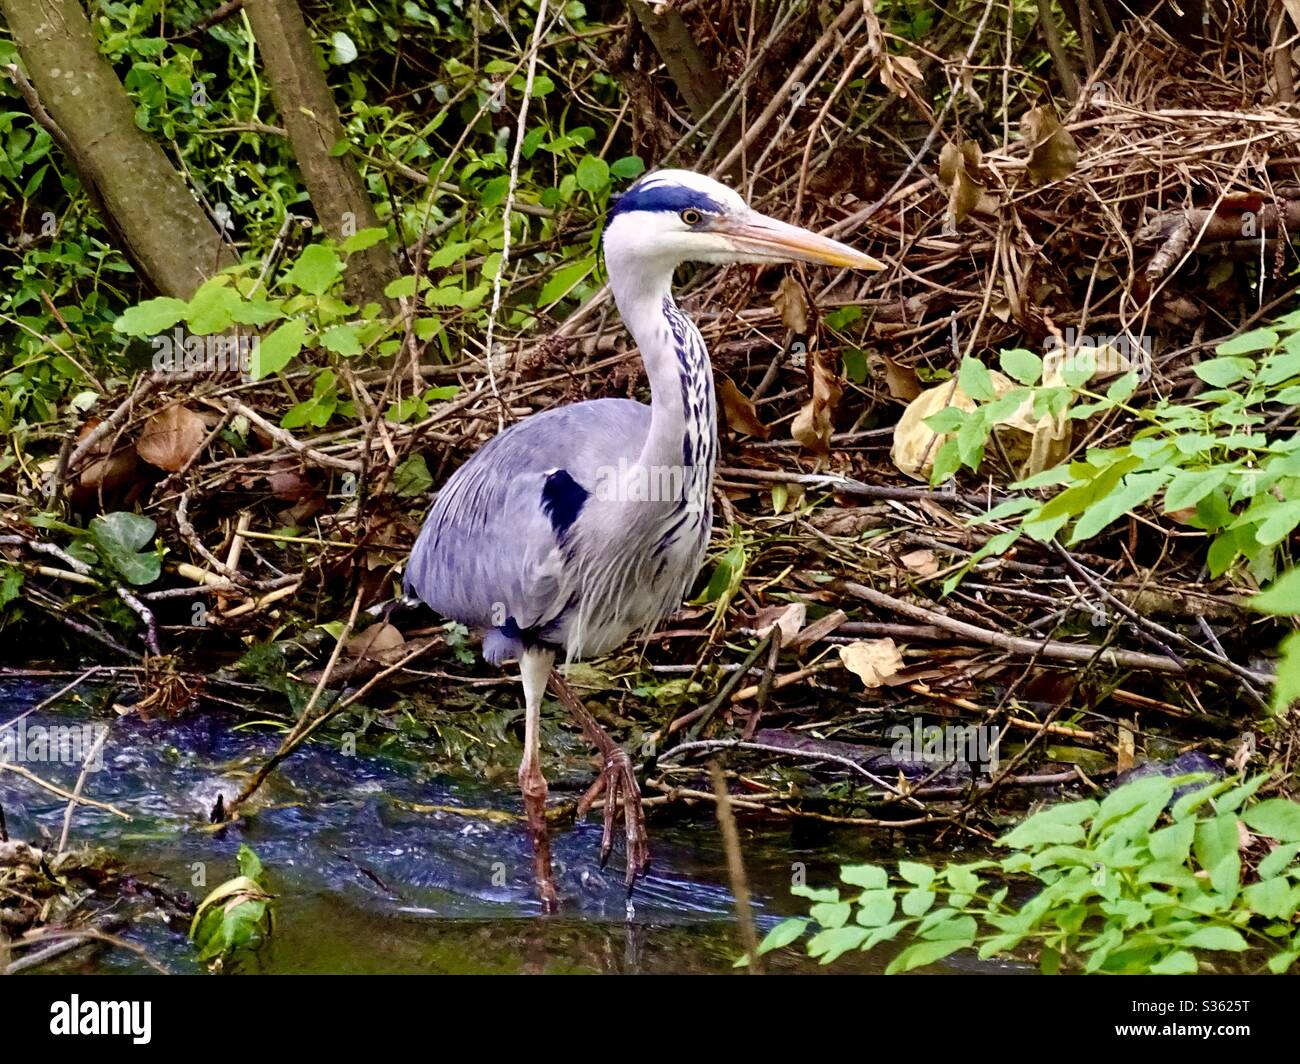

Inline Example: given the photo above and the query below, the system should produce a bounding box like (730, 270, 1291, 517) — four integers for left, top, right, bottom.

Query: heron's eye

(679, 209, 703, 226)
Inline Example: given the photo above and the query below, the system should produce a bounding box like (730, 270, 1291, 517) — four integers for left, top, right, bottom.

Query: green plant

(1249, 568, 1300, 715)
(761, 773, 1300, 974)
(189, 844, 275, 965)
(932, 312, 1300, 590)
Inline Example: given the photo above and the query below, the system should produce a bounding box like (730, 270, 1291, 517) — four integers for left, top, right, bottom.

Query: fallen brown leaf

(137, 404, 207, 473)
(718, 376, 769, 438)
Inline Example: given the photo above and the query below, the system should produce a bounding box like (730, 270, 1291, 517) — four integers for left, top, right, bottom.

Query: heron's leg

(519, 648, 558, 912)
(547, 669, 650, 890)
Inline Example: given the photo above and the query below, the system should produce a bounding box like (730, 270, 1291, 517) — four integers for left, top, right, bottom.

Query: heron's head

(603, 169, 885, 274)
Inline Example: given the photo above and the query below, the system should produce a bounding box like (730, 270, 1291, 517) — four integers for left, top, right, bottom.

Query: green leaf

(230, 299, 285, 326)
(885, 938, 967, 974)
(958, 356, 995, 402)
(0, 565, 23, 609)
(1271, 633, 1300, 715)
(999, 348, 1043, 386)
(610, 155, 645, 179)
(1255, 502, 1300, 546)
(392, 455, 433, 498)
(88, 512, 160, 585)
(1249, 569, 1300, 616)
(1069, 471, 1169, 543)
(809, 901, 852, 928)
(1257, 842, 1300, 880)
(385, 274, 418, 299)
(840, 863, 889, 889)
(1243, 877, 1293, 919)
(1179, 926, 1248, 952)
(321, 324, 363, 357)
(901, 888, 935, 917)
(1163, 468, 1228, 513)
(854, 890, 897, 927)
(184, 280, 241, 334)
(331, 31, 358, 64)
(1268, 950, 1300, 974)
(250, 319, 307, 379)
(341, 227, 388, 254)
(807, 925, 869, 963)
(538, 257, 595, 305)
(115, 297, 188, 336)
(575, 155, 610, 194)
(1242, 798, 1300, 843)
(898, 861, 935, 888)
(1194, 356, 1254, 387)
(1149, 950, 1198, 974)
(1106, 371, 1140, 403)
(1148, 818, 1195, 864)
(1216, 328, 1277, 355)
(756, 918, 807, 954)
(237, 844, 263, 881)
(284, 244, 344, 296)
(1000, 798, 1098, 848)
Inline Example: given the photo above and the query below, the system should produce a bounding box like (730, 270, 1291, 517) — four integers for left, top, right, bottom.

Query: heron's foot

(519, 763, 558, 913)
(547, 669, 650, 890)
(576, 744, 650, 888)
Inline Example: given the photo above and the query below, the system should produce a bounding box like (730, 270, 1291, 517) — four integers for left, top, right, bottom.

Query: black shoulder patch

(541, 469, 589, 538)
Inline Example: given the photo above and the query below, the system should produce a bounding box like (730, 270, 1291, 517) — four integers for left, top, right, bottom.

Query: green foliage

(1248, 569, 1300, 715)
(189, 845, 275, 965)
(763, 774, 1300, 974)
(934, 312, 1300, 591)
(0, 0, 637, 439)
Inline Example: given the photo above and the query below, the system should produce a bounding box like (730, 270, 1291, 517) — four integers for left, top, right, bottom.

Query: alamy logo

(49, 996, 151, 1044)
(0, 719, 107, 772)
(889, 718, 1000, 774)
(590, 457, 709, 514)
(1044, 327, 1152, 380)
(150, 329, 255, 375)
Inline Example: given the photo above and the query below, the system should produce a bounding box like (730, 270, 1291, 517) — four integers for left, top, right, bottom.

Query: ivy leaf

(88, 512, 160, 585)
(392, 455, 433, 497)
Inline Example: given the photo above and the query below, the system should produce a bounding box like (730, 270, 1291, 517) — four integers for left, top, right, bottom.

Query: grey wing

(402, 398, 649, 658)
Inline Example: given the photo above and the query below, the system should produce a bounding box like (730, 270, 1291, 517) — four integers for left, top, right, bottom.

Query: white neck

(607, 255, 717, 479)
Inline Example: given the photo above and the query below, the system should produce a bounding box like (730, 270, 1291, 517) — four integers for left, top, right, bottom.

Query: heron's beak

(714, 210, 886, 270)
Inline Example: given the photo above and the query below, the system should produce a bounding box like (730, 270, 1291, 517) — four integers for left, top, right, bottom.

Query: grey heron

(404, 169, 883, 908)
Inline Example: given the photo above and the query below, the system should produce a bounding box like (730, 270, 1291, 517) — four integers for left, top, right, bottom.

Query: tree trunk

(1, 0, 235, 298)
(243, 0, 399, 310)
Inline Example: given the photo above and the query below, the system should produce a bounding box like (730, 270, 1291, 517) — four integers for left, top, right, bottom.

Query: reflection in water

(0, 679, 993, 974)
